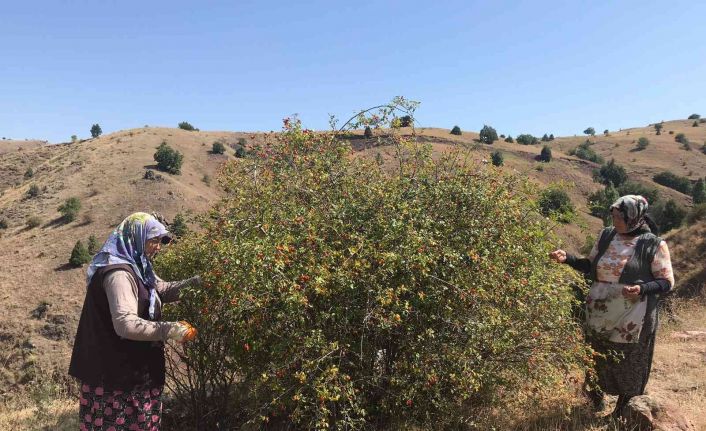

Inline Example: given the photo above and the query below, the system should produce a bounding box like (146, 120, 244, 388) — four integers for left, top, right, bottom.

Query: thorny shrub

(156, 100, 589, 430)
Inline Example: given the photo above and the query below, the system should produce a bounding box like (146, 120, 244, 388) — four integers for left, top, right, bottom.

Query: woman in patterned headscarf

(69, 212, 200, 430)
(549, 195, 674, 417)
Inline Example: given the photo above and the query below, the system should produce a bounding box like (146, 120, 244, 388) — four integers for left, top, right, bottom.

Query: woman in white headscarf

(550, 195, 674, 417)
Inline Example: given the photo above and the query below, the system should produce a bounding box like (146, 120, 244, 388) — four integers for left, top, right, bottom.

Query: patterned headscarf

(610, 195, 649, 233)
(87, 212, 169, 320)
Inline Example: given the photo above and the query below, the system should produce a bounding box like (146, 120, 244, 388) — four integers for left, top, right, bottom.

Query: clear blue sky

(2, 0, 705, 143)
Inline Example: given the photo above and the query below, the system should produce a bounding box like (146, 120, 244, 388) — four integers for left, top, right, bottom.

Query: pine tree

(693, 178, 706, 204)
(539, 145, 552, 162)
(58, 197, 81, 223)
(90, 124, 102, 138)
(70, 240, 92, 267)
(479, 125, 498, 144)
(171, 213, 188, 238)
(87, 235, 99, 255)
(636, 137, 649, 150)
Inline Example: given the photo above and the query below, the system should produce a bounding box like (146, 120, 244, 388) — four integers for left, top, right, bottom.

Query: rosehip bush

(156, 115, 587, 430)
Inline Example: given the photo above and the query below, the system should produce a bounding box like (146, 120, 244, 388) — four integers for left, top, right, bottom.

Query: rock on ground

(623, 395, 696, 431)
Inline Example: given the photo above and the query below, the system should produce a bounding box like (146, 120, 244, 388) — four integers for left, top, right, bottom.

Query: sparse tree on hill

(71, 135, 78, 143)
(450, 126, 462, 136)
(171, 213, 188, 238)
(504, 136, 514, 143)
(692, 178, 706, 204)
(87, 234, 99, 255)
(654, 123, 663, 135)
(549, 134, 555, 141)
(539, 145, 552, 162)
(688, 114, 700, 120)
(653, 171, 692, 194)
(234, 145, 247, 158)
(595, 159, 627, 187)
(603, 129, 609, 136)
(651, 199, 685, 233)
(479, 125, 498, 144)
(583, 127, 595, 136)
(178, 121, 197, 131)
(491, 150, 504, 166)
(154, 142, 184, 174)
(588, 184, 619, 225)
(27, 184, 40, 198)
(212, 141, 226, 154)
(636, 137, 649, 151)
(516, 134, 539, 145)
(90, 124, 102, 138)
(58, 197, 81, 223)
(541, 134, 550, 142)
(538, 188, 575, 223)
(693, 121, 699, 127)
(364, 126, 373, 138)
(675, 133, 688, 144)
(69, 240, 91, 267)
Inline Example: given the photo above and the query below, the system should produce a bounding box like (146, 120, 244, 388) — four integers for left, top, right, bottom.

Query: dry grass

(0, 375, 77, 431)
(651, 300, 706, 430)
(0, 398, 77, 431)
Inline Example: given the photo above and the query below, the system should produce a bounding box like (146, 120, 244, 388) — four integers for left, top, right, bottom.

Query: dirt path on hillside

(648, 305, 706, 430)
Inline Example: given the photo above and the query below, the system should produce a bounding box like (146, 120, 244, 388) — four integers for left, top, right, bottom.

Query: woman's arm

(564, 254, 592, 274)
(104, 270, 175, 341)
(155, 275, 201, 303)
(551, 234, 599, 275)
(640, 241, 675, 295)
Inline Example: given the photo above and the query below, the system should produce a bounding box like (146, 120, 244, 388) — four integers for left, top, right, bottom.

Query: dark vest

(590, 227, 663, 340)
(590, 227, 662, 287)
(68, 264, 165, 391)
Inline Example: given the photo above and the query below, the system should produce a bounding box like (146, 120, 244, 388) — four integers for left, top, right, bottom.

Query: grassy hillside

(0, 127, 257, 389)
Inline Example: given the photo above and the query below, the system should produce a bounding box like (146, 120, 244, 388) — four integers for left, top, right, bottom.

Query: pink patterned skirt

(79, 383, 163, 431)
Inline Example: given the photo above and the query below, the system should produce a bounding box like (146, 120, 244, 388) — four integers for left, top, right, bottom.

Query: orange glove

(168, 321, 197, 343)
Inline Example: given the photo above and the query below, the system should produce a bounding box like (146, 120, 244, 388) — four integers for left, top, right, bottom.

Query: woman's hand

(549, 249, 567, 263)
(168, 321, 198, 343)
(622, 285, 641, 301)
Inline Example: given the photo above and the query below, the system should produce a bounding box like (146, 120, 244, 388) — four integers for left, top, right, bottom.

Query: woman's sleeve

(564, 255, 591, 274)
(564, 239, 597, 275)
(155, 275, 201, 303)
(640, 241, 675, 295)
(104, 270, 175, 341)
